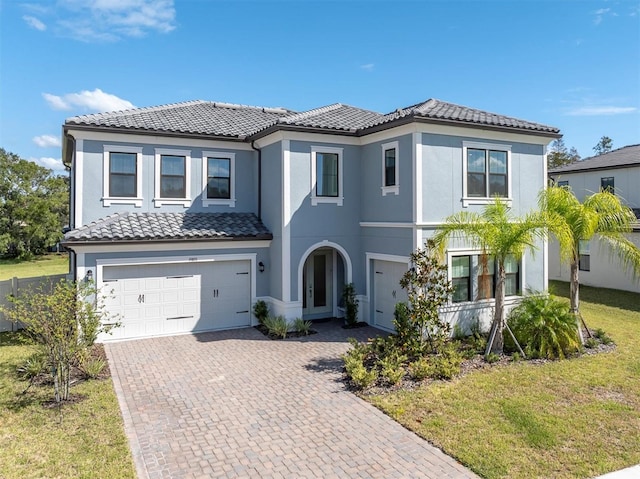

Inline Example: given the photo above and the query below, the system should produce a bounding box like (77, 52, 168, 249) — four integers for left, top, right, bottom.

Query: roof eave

(63, 123, 249, 142)
(62, 234, 273, 247)
(249, 123, 359, 140)
(360, 115, 562, 139)
(549, 163, 640, 175)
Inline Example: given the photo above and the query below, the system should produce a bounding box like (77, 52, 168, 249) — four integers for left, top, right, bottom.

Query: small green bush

(431, 343, 463, 379)
(485, 352, 500, 364)
(508, 293, 580, 359)
(342, 283, 359, 327)
(263, 315, 288, 339)
(594, 328, 613, 345)
(378, 353, 406, 386)
(584, 337, 598, 349)
(253, 300, 269, 325)
(511, 352, 522, 362)
(408, 357, 434, 380)
(292, 317, 312, 335)
(350, 364, 378, 389)
(79, 357, 107, 379)
(17, 351, 48, 381)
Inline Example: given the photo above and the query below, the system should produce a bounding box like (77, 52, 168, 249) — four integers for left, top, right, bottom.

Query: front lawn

(366, 281, 640, 479)
(0, 254, 69, 281)
(0, 332, 135, 479)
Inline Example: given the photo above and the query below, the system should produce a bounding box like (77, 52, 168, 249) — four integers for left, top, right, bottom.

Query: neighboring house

(62, 98, 560, 341)
(548, 144, 640, 293)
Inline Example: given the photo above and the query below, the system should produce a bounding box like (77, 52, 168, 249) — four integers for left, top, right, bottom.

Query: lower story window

(452, 256, 471, 302)
(578, 240, 590, 271)
(452, 254, 520, 303)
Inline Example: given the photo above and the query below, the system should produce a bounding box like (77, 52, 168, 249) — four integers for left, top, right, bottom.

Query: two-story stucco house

(548, 144, 640, 293)
(62, 98, 560, 341)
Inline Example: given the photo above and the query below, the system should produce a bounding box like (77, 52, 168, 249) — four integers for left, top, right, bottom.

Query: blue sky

(1, 0, 638, 172)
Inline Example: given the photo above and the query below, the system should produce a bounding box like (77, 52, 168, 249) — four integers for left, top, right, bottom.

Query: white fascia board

(74, 139, 84, 227)
(96, 252, 257, 267)
(254, 130, 360, 149)
(67, 129, 254, 151)
(68, 240, 272, 254)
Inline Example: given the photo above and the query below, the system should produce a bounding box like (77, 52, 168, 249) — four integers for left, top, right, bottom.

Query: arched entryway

(297, 241, 352, 320)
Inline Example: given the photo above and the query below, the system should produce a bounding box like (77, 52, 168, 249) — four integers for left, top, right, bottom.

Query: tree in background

(547, 139, 580, 169)
(540, 185, 640, 340)
(593, 136, 613, 156)
(0, 148, 69, 259)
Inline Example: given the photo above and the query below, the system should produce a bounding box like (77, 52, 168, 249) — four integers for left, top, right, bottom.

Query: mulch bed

(254, 324, 318, 340)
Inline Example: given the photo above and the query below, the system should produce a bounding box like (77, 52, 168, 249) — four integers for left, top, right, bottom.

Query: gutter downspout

(251, 140, 262, 220)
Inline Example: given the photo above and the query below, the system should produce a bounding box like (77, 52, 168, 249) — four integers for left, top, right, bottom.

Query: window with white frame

(450, 253, 521, 303)
(311, 146, 343, 206)
(462, 141, 511, 207)
(578, 240, 590, 271)
(102, 145, 143, 207)
(381, 141, 399, 195)
(202, 151, 235, 207)
(154, 148, 191, 207)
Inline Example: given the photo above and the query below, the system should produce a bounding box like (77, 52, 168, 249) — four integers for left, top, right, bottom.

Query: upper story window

(102, 145, 143, 207)
(601, 177, 614, 194)
(450, 253, 521, 303)
(462, 141, 512, 207)
(311, 146, 343, 206)
(154, 148, 191, 207)
(579, 240, 590, 271)
(381, 141, 399, 196)
(202, 151, 236, 207)
(557, 180, 569, 188)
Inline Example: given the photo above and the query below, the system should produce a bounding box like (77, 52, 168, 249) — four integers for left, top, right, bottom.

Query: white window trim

(462, 141, 512, 208)
(446, 249, 524, 304)
(310, 146, 343, 206)
(154, 148, 191, 207)
(381, 140, 399, 196)
(102, 145, 143, 207)
(201, 151, 236, 207)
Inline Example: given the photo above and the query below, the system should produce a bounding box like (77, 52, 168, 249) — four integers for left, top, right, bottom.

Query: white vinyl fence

(0, 274, 69, 332)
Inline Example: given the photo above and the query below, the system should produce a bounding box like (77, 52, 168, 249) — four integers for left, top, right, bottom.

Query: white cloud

(593, 7, 612, 25)
(43, 89, 135, 112)
(23, 15, 46, 31)
(52, 0, 176, 42)
(31, 157, 65, 171)
(360, 63, 375, 72)
(33, 134, 62, 148)
(566, 106, 637, 116)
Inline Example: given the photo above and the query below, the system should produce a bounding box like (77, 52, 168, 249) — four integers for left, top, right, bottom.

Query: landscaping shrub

(17, 350, 48, 381)
(78, 357, 107, 379)
(253, 300, 269, 325)
(350, 364, 378, 389)
(342, 283, 359, 327)
(378, 352, 406, 386)
(507, 293, 580, 359)
(408, 357, 434, 381)
(431, 342, 463, 379)
(292, 317, 312, 335)
(594, 328, 613, 345)
(263, 315, 288, 339)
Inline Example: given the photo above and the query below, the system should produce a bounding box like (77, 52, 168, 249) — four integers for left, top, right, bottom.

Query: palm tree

(539, 185, 640, 330)
(433, 199, 560, 357)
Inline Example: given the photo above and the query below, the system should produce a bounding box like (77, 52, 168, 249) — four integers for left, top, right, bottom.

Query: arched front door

(302, 248, 333, 318)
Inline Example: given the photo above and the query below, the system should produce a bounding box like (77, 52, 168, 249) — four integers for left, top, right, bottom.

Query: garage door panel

(101, 260, 251, 340)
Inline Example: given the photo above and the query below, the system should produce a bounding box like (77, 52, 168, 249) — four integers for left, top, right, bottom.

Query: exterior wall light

(258, 262, 265, 273)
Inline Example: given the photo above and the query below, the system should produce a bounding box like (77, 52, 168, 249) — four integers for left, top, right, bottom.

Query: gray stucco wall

(260, 141, 283, 301)
(79, 139, 257, 225)
(551, 166, 640, 207)
(360, 134, 413, 223)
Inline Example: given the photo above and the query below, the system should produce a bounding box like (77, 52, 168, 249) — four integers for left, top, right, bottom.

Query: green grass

(0, 332, 135, 479)
(0, 254, 69, 281)
(367, 281, 640, 479)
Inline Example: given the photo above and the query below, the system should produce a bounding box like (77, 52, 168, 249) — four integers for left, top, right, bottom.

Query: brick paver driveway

(106, 321, 479, 479)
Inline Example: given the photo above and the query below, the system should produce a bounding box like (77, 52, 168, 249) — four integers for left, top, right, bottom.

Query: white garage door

(100, 260, 251, 341)
(373, 260, 408, 331)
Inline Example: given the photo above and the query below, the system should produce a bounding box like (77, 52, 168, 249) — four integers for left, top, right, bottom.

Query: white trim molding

(360, 221, 414, 228)
(461, 140, 512, 208)
(310, 145, 344, 206)
(74, 139, 84, 227)
(381, 140, 399, 196)
(282, 140, 291, 302)
(154, 148, 192, 207)
(365, 252, 411, 325)
(102, 145, 144, 207)
(201, 150, 236, 207)
(297, 240, 353, 304)
(67, 239, 272, 255)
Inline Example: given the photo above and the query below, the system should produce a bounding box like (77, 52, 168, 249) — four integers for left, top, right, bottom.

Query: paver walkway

(106, 320, 479, 479)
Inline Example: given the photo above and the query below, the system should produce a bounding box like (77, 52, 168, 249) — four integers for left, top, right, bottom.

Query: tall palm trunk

(570, 252, 584, 343)
(486, 262, 506, 356)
